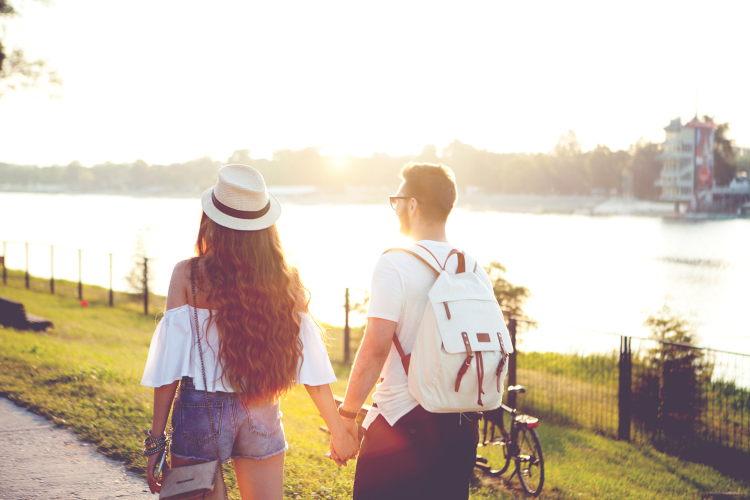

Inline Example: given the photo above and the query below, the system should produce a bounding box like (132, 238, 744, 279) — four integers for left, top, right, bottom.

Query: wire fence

(507, 315, 750, 475)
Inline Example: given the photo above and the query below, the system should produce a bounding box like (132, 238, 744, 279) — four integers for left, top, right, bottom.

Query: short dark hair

(399, 163, 457, 224)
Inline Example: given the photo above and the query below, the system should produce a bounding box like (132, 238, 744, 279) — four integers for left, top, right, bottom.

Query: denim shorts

(171, 377, 287, 462)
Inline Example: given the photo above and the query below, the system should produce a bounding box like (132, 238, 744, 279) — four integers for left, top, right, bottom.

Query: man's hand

(342, 417, 359, 445)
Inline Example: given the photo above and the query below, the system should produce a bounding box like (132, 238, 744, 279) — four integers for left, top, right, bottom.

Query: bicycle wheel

(516, 427, 544, 496)
(476, 421, 511, 476)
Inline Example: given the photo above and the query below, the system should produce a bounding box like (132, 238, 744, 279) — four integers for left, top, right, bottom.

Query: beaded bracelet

(143, 443, 166, 456)
(142, 429, 168, 456)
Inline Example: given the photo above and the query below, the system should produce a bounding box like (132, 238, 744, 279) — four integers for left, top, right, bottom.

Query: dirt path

(0, 397, 152, 500)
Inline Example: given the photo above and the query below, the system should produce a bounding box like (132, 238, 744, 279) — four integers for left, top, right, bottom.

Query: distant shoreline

(2, 187, 746, 219)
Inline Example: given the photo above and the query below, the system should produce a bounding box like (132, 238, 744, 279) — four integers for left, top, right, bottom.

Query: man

(335, 163, 495, 499)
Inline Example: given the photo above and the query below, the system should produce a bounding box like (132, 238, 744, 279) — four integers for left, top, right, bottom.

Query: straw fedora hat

(201, 164, 282, 231)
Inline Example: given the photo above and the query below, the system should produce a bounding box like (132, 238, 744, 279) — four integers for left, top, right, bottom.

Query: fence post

(344, 288, 351, 363)
(143, 257, 149, 316)
(618, 335, 632, 441)
(25, 243, 29, 289)
(2, 241, 5, 285)
(109, 253, 113, 307)
(50, 245, 54, 294)
(507, 315, 518, 409)
(78, 249, 83, 300)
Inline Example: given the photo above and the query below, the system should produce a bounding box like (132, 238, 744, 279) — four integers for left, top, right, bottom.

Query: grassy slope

(0, 281, 748, 499)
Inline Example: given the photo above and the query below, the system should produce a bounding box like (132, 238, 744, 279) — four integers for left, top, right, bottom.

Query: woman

(140, 164, 358, 498)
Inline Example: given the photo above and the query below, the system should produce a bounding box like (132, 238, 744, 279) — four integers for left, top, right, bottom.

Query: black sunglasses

(389, 196, 421, 210)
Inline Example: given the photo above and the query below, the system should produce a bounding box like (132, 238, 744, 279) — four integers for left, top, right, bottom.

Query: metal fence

(506, 315, 750, 468)
(1, 240, 154, 314)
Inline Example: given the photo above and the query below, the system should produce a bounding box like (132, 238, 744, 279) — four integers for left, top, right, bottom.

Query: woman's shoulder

(173, 258, 194, 276)
(166, 259, 194, 310)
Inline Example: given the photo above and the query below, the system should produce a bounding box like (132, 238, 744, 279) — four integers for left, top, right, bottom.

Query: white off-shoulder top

(140, 304, 336, 392)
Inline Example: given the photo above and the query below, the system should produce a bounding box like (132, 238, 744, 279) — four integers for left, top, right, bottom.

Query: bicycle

(475, 385, 544, 496)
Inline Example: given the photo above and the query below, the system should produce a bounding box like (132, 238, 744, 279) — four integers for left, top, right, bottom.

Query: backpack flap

(429, 272, 513, 355)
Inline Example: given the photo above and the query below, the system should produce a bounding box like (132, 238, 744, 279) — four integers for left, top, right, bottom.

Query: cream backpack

(386, 244, 514, 413)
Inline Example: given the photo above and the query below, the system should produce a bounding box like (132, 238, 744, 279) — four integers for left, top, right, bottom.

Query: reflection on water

(2, 192, 749, 355)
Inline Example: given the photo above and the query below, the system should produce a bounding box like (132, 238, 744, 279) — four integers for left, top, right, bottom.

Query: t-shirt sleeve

(297, 313, 337, 386)
(366, 255, 403, 323)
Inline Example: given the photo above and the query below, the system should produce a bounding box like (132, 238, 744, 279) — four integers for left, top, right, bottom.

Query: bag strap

(190, 259, 228, 499)
(383, 247, 441, 276)
(382, 246, 442, 375)
(381, 245, 466, 376)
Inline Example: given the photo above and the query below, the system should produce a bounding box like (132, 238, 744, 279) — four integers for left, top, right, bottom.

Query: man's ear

(410, 198, 419, 214)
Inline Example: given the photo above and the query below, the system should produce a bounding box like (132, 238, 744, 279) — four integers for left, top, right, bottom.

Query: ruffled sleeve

(140, 305, 193, 388)
(297, 313, 337, 386)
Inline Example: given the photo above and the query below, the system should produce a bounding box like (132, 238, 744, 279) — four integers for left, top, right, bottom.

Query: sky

(1, 0, 748, 167)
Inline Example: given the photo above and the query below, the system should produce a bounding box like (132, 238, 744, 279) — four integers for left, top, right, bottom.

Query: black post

(78, 249, 83, 300)
(50, 245, 54, 294)
(2, 241, 5, 285)
(25, 242, 29, 289)
(109, 253, 113, 307)
(344, 288, 351, 363)
(143, 257, 149, 316)
(618, 335, 632, 441)
(507, 316, 518, 409)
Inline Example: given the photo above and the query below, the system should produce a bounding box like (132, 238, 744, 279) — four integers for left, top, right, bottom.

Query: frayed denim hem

(171, 450, 233, 465)
(231, 442, 288, 461)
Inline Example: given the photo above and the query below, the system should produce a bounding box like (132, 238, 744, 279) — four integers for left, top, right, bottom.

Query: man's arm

(340, 317, 396, 415)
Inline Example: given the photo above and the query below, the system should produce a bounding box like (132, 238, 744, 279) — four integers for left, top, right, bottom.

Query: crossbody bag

(159, 261, 228, 500)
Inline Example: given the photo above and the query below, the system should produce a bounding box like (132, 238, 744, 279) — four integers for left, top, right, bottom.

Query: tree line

(2, 128, 744, 200)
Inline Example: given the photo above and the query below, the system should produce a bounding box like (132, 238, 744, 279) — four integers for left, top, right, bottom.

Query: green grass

(1, 277, 749, 499)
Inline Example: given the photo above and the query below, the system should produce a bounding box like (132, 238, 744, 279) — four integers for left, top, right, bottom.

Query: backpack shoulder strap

(381, 245, 443, 376)
(383, 246, 441, 276)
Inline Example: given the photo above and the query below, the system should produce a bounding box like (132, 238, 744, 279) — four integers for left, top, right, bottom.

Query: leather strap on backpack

(455, 331, 474, 392)
(443, 249, 466, 274)
(391, 333, 411, 375)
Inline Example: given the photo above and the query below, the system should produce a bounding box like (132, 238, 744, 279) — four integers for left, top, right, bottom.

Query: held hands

(326, 417, 359, 466)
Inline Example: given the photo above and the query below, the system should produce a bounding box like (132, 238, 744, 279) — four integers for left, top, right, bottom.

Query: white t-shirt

(362, 240, 493, 429)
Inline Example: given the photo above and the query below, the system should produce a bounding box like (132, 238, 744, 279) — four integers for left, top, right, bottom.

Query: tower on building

(656, 116, 714, 211)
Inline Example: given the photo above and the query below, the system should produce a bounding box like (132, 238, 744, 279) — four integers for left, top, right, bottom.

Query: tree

(629, 139, 662, 200)
(126, 228, 156, 300)
(703, 116, 737, 186)
(587, 145, 623, 194)
(551, 131, 588, 194)
(484, 261, 531, 319)
(417, 145, 439, 164)
(632, 306, 712, 440)
(0, 0, 59, 99)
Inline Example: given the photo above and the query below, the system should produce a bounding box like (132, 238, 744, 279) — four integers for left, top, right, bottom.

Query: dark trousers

(352, 405, 479, 500)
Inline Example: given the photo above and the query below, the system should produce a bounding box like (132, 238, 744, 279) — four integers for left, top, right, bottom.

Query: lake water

(2, 192, 749, 356)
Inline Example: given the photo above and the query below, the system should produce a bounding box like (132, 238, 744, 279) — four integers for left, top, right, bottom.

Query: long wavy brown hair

(193, 212, 309, 401)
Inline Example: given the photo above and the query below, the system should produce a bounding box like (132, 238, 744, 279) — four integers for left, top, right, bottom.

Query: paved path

(0, 398, 152, 500)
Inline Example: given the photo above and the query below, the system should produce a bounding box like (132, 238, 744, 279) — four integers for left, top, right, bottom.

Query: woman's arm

(151, 382, 179, 436)
(146, 381, 179, 493)
(304, 384, 358, 466)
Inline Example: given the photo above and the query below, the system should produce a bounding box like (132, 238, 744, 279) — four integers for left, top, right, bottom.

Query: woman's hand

(146, 452, 163, 494)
